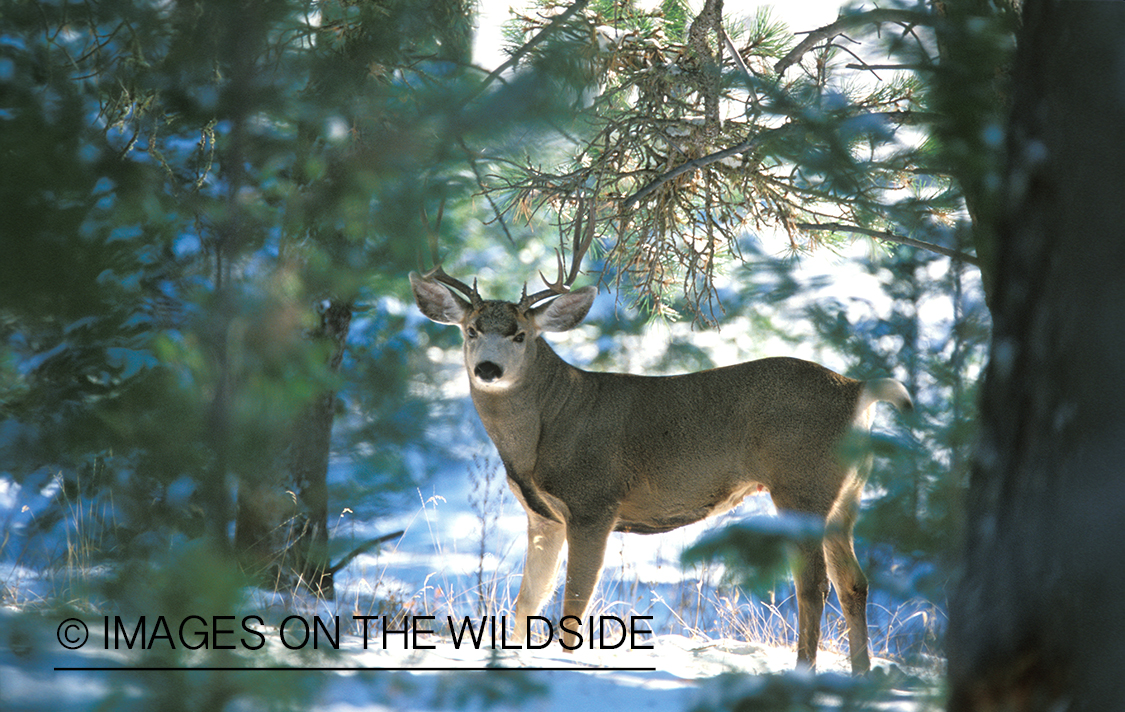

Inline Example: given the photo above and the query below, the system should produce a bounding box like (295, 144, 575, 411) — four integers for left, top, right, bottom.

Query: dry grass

(1, 455, 944, 674)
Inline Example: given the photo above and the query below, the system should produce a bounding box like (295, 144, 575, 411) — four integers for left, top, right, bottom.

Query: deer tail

(858, 378, 913, 415)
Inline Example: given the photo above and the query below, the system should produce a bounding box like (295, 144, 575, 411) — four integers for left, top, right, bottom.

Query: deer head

(410, 200, 597, 391)
(409, 274, 596, 391)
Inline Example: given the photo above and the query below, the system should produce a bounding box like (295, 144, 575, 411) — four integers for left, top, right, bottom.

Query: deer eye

(513, 332, 526, 344)
(466, 326, 479, 339)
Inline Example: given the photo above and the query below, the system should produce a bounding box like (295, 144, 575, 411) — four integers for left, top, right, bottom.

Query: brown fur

(410, 272, 911, 673)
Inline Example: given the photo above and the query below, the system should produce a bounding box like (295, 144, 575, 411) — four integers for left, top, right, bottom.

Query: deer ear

(531, 285, 597, 332)
(410, 272, 470, 325)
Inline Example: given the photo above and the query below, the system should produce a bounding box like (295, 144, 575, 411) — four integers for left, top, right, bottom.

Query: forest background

(5, 0, 1107, 709)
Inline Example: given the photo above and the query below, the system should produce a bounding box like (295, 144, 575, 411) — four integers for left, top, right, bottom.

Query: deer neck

(469, 338, 580, 472)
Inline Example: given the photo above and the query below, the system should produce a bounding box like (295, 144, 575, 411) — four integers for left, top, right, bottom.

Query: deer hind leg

(792, 537, 830, 670)
(771, 488, 832, 671)
(824, 482, 871, 674)
(559, 516, 615, 649)
(510, 510, 565, 645)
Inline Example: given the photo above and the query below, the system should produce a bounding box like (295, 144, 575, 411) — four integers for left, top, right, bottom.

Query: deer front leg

(559, 516, 615, 649)
(510, 510, 566, 645)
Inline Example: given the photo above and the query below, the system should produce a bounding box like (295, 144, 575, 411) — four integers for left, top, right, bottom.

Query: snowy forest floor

(1, 463, 946, 711)
(2, 609, 941, 712)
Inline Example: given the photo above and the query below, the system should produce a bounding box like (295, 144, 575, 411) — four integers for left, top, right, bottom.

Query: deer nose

(474, 361, 503, 382)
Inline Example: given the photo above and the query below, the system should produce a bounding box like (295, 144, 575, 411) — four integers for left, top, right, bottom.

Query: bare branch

(459, 138, 516, 245)
(420, 201, 484, 306)
(774, 9, 931, 75)
(475, 0, 590, 97)
(621, 130, 777, 210)
(719, 25, 762, 113)
(795, 221, 980, 265)
(846, 63, 930, 72)
(327, 531, 404, 577)
(519, 196, 597, 310)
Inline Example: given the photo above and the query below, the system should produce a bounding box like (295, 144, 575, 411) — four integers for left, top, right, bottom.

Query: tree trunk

(236, 299, 352, 597)
(930, 0, 1022, 304)
(946, 2, 1125, 710)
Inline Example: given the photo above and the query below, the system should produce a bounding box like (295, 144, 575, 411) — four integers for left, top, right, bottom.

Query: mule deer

(409, 231, 910, 673)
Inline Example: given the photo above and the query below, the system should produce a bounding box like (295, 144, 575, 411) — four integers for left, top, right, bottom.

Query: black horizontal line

(55, 666, 658, 672)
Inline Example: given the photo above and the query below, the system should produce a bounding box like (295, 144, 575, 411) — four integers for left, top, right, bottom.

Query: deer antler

(421, 201, 483, 308)
(518, 197, 596, 312)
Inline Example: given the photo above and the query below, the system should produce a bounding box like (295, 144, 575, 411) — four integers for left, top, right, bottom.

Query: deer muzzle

(474, 361, 504, 383)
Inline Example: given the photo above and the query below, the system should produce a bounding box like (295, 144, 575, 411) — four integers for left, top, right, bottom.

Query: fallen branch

(327, 530, 405, 577)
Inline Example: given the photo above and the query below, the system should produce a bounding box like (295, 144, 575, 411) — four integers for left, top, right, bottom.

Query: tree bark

(946, 2, 1125, 710)
(236, 299, 352, 597)
(929, 0, 1022, 304)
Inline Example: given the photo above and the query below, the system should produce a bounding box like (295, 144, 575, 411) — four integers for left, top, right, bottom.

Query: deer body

(410, 272, 911, 674)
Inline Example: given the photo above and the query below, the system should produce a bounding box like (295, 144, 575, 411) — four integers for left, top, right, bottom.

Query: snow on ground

(0, 229, 944, 711)
(1, 601, 932, 712)
(0, 451, 942, 711)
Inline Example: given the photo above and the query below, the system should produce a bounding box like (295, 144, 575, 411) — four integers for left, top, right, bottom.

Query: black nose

(474, 361, 503, 382)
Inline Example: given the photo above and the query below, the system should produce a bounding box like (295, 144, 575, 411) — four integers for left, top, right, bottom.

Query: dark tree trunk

(236, 299, 352, 597)
(947, 2, 1125, 710)
(288, 299, 352, 595)
(930, 0, 1022, 304)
